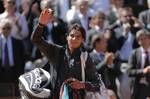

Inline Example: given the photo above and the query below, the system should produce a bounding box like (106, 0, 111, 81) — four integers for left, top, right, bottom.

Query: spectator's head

(118, 7, 133, 23)
(91, 34, 108, 52)
(31, 0, 41, 16)
(3, 0, 16, 13)
(136, 29, 150, 49)
(21, 0, 31, 13)
(40, 0, 53, 10)
(0, 18, 12, 38)
(66, 23, 86, 51)
(75, 0, 89, 15)
(91, 11, 106, 28)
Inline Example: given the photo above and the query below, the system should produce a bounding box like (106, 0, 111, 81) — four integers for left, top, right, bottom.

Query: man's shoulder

(139, 9, 150, 16)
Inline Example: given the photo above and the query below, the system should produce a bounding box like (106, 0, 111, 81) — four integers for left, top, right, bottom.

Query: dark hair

(92, 11, 106, 20)
(67, 23, 86, 40)
(92, 34, 105, 48)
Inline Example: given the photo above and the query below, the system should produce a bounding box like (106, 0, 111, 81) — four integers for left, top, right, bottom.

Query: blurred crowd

(0, 0, 150, 99)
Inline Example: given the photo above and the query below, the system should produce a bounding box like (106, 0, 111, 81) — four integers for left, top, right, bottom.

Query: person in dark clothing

(128, 29, 150, 99)
(31, 8, 101, 99)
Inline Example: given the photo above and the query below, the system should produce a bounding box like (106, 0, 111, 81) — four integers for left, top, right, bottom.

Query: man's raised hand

(39, 8, 54, 26)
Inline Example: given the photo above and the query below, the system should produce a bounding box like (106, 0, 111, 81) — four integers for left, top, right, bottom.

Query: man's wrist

(38, 23, 45, 28)
(107, 64, 114, 68)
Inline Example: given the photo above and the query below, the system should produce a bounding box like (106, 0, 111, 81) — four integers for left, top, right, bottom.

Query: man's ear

(66, 35, 69, 41)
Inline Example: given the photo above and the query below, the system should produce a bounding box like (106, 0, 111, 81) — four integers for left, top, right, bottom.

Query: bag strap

(80, 51, 88, 82)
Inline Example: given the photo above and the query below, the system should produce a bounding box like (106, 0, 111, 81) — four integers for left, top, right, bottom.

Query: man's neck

(96, 48, 105, 53)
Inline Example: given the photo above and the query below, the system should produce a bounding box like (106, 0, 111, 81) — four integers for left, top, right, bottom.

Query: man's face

(98, 38, 108, 52)
(4, 0, 16, 13)
(78, 0, 88, 15)
(120, 10, 132, 23)
(67, 30, 84, 50)
(1, 24, 11, 37)
(93, 15, 105, 27)
(138, 34, 150, 47)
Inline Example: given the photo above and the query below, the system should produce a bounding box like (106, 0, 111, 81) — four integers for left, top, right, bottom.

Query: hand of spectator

(131, 16, 144, 28)
(70, 81, 85, 90)
(123, 23, 131, 33)
(39, 8, 54, 26)
(105, 52, 115, 65)
(143, 66, 150, 74)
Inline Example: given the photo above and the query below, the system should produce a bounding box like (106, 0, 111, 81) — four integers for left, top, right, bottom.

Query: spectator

(110, 7, 141, 99)
(0, 18, 25, 96)
(86, 11, 108, 49)
(0, 0, 29, 40)
(107, 0, 124, 25)
(128, 29, 150, 99)
(139, 0, 150, 31)
(89, 34, 120, 98)
(66, 0, 94, 31)
(104, 28, 119, 53)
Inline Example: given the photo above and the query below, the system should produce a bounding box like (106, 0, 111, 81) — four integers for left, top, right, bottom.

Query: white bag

(80, 52, 109, 99)
(84, 75, 109, 99)
(19, 68, 51, 99)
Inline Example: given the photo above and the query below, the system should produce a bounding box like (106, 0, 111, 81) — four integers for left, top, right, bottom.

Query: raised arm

(31, 9, 62, 62)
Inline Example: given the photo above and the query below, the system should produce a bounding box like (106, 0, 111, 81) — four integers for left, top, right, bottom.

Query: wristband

(38, 23, 45, 28)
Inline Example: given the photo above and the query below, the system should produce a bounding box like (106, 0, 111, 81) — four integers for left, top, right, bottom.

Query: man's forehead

(70, 30, 82, 35)
(6, 0, 16, 3)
